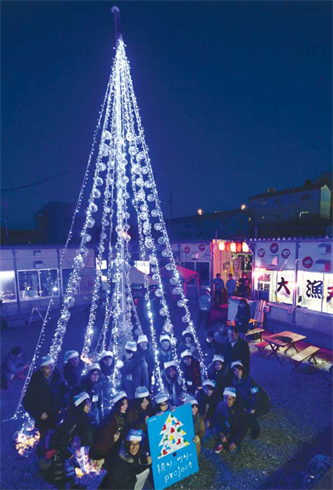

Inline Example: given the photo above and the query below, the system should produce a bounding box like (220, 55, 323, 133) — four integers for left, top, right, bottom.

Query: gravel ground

(1, 305, 332, 490)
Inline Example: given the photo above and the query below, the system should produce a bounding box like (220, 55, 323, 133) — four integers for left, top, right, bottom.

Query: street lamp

(197, 208, 203, 216)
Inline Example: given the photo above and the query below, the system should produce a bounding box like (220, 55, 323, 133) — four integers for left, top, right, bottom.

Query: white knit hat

(160, 334, 171, 343)
(231, 361, 243, 370)
(135, 386, 150, 399)
(74, 392, 90, 407)
(212, 355, 225, 364)
(182, 330, 193, 338)
(203, 379, 216, 388)
(223, 387, 237, 398)
(64, 350, 79, 363)
(164, 360, 177, 370)
(180, 350, 193, 359)
(184, 395, 198, 406)
(40, 355, 55, 368)
(137, 335, 148, 344)
(125, 341, 137, 352)
(155, 392, 168, 404)
(126, 429, 143, 442)
(112, 391, 128, 405)
(86, 363, 101, 373)
(99, 350, 113, 360)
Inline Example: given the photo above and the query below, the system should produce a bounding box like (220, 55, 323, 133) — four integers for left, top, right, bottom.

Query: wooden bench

(255, 340, 270, 355)
(245, 328, 265, 341)
(291, 346, 320, 371)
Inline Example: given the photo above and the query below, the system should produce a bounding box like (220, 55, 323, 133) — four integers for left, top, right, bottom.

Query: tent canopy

(129, 267, 157, 285)
(160, 265, 199, 283)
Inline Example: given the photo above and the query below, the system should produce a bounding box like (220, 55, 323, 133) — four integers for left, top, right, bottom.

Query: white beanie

(180, 350, 193, 359)
(164, 360, 177, 370)
(231, 361, 243, 370)
(99, 350, 113, 360)
(125, 341, 137, 352)
(64, 350, 79, 363)
(203, 379, 216, 388)
(112, 391, 128, 405)
(74, 392, 90, 407)
(40, 355, 55, 368)
(184, 395, 198, 406)
(155, 392, 168, 404)
(223, 387, 237, 398)
(182, 330, 193, 338)
(213, 355, 225, 364)
(137, 335, 148, 344)
(160, 334, 171, 343)
(126, 429, 143, 442)
(86, 363, 100, 373)
(135, 386, 150, 399)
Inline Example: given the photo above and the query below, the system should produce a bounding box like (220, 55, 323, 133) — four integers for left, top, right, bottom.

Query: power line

(1, 159, 87, 192)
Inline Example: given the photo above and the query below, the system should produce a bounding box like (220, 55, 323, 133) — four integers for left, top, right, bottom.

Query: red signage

(258, 248, 265, 258)
(270, 243, 279, 254)
(184, 246, 190, 254)
(281, 248, 291, 259)
(302, 256, 313, 269)
(198, 244, 206, 252)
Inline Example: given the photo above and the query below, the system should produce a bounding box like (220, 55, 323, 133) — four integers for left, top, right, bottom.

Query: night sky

(2, 1, 332, 229)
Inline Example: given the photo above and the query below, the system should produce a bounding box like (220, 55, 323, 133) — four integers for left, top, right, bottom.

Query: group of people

(19, 312, 269, 490)
(212, 272, 251, 306)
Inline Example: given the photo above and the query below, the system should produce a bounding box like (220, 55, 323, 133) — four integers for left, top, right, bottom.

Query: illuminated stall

(211, 240, 252, 290)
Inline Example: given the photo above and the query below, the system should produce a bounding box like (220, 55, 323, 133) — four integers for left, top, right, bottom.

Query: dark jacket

(1, 352, 25, 377)
(80, 376, 104, 424)
(235, 304, 251, 333)
(161, 368, 185, 407)
(207, 362, 230, 397)
(177, 341, 199, 359)
(224, 337, 250, 375)
(158, 346, 174, 370)
(120, 354, 149, 400)
(213, 401, 248, 447)
(126, 399, 153, 433)
(89, 411, 127, 467)
(99, 362, 114, 415)
(63, 360, 84, 388)
(137, 344, 155, 383)
(232, 375, 271, 417)
(196, 388, 220, 425)
(214, 331, 229, 354)
(203, 340, 219, 365)
(180, 358, 202, 395)
(23, 367, 69, 430)
(99, 441, 150, 490)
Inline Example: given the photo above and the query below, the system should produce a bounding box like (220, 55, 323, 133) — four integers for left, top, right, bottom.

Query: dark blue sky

(2, 1, 332, 228)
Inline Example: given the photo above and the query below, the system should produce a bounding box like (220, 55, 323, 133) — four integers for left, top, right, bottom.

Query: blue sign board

(147, 403, 199, 490)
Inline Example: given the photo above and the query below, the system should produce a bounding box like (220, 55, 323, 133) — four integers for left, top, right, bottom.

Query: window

(18, 270, 39, 300)
(0, 271, 16, 301)
(39, 269, 59, 297)
(300, 194, 310, 201)
(18, 269, 59, 300)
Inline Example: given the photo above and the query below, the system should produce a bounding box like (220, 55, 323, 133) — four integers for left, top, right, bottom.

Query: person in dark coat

(235, 299, 251, 338)
(177, 330, 199, 358)
(161, 361, 186, 407)
(38, 392, 95, 490)
(224, 326, 250, 375)
(120, 341, 149, 400)
(214, 323, 229, 354)
(98, 351, 114, 415)
(63, 350, 84, 388)
(98, 429, 151, 490)
(230, 361, 270, 440)
(80, 363, 103, 425)
(1, 346, 29, 389)
(213, 387, 248, 455)
(202, 331, 219, 366)
(196, 379, 220, 431)
(89, 391, 129, 471)
(127, 386, 153, 453)
(179, 350, 202, 395)
(158, 335, 174, 369)
(207, 355, 230, 397)
(137, 335, 155, 387)
(23, 355, 69, 438)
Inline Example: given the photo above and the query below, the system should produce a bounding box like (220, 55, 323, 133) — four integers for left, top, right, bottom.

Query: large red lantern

(236, 242, 242, 253)
(225, 242, 230, 252)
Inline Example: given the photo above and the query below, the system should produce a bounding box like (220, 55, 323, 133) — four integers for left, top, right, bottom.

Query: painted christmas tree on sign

(158, 412, 189, 458)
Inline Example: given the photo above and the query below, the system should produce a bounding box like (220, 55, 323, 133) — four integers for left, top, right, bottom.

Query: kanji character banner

(147, 403, 199, 490)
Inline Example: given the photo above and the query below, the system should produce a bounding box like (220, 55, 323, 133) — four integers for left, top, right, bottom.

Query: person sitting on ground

(23, 355, 69, 439)
(185, 396, 206, 458)
(158, 335, 174, 369)
(80, 363, 103, 425)
(196, 379, 220, 433)
(224, 325, 250, 375)
(98, 429, 152, 490)
(235, 299, 251, 338)
(207, 355, 230, 397)
(230, 361, 270, 440)
(137, 335, 154, 386)
(161, 361, 186, 407)
(203, 330, 219, 365)
(120, 341, 149, 400)
(37, 392, 94, 490)
(98, 351, 114, 415)
(179, 350, 202, 395)
(214, 323, 229, 354)
(153, 391, 175, 415)
(177, 330, 199, 358)
(89, 391, 129, 472)
(213, 387, 248, 455)
(127, 386, 153, 452)
(1, 346, 29, 389)
(63, 350, 84, 388)
(198, 287, 212, 329)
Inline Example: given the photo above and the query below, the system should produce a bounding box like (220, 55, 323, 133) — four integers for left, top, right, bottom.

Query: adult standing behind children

(213, 274, 224, 305)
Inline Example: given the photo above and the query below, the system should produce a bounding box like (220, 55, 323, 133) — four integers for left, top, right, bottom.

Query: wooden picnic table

(264, 331, 306, 365)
